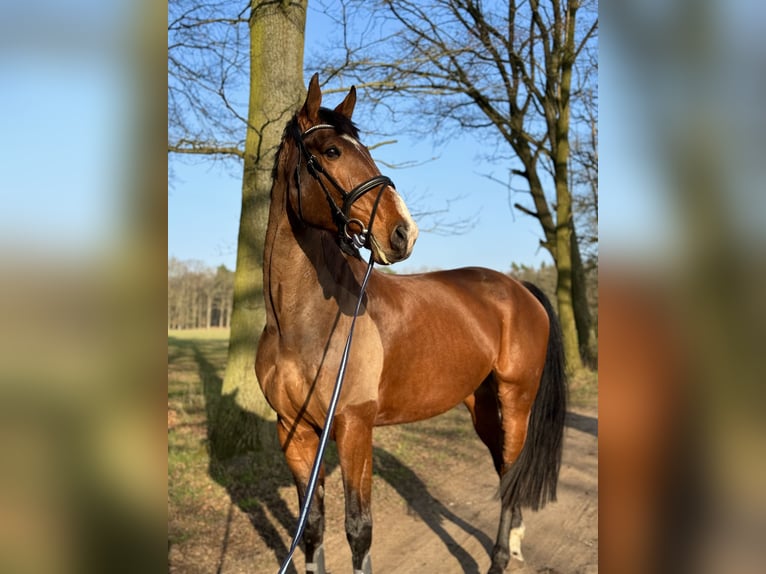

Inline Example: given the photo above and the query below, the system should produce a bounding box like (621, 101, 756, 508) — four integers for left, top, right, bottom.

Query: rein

(278, 124, 388, 573)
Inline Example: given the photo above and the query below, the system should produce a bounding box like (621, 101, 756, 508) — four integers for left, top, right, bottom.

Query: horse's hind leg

(464, 376, 503, 474)
(464, 376, 530, 573)
(492, 503, 525, 568)
(277, 417, 327, 574)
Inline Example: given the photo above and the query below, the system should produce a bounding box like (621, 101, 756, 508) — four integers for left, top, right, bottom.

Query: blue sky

(167, 5, 555, 274)
(0, 2, 586, 273)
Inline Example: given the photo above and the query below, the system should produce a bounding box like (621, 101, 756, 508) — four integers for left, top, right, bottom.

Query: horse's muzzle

(385, 220, 418, 263)
(391, 223, 410, 254)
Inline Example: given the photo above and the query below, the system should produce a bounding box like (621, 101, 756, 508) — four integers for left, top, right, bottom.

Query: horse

(256, 73, 566, 574)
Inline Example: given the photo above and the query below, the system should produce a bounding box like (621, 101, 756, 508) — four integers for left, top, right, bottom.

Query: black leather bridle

(295, 123, 394, 257)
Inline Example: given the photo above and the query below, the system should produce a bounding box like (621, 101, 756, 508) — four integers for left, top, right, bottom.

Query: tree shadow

(186, 338, 308, 574)
(565, 411, 598, 437)
(372, 447, 495, 573)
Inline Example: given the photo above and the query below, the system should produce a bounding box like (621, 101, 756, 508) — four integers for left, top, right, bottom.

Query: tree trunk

(212, 0, 308, 459)
(571, 226, 595, 365)
(191, 289, 199, 329)
(221, 293, 230, 328)
(554, 193, 582, 373)
(513, 138, 586, 371)
(552, 0, 583, 373)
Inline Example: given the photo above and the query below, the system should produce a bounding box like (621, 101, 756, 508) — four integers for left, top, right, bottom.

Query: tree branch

(168, 142, 245, 158)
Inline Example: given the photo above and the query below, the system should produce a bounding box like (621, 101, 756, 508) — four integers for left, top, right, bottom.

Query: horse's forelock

(317, 107, 360, 139)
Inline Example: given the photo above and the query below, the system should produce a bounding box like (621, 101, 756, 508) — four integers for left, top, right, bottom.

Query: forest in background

(168, 257, 234, 330)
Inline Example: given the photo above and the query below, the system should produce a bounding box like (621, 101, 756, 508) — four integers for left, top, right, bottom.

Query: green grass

(167, 331, 229, 527)
(168, 329, 296, 569)
(168, 327, 231, 340)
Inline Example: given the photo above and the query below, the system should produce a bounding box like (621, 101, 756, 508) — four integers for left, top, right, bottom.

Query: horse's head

(286, 74, 418, 265)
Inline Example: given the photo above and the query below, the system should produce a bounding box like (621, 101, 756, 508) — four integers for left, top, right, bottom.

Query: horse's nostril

(391, 224, 409, 252)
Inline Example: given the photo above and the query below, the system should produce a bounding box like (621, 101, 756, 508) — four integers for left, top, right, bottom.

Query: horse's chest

(258, 320, 384, 420)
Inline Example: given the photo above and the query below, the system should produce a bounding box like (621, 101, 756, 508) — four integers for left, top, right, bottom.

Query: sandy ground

(169, 404, 597, 574)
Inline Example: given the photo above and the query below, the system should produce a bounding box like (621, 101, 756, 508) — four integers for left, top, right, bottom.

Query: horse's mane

(272, 107, 360, 181)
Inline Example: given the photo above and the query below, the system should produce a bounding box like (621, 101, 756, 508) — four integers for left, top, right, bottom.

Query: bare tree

(313, 0, 598, 370)
(169, 0, 309, 454)
(213, 265, 234, 328)
(168, 0, 249, 160)
(571, 47, 598, 263)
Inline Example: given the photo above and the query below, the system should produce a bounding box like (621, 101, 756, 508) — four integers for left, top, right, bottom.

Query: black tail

(499, 281, 567, 511)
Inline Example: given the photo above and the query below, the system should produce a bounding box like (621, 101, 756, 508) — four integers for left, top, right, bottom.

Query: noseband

(295, 123, 394, 257)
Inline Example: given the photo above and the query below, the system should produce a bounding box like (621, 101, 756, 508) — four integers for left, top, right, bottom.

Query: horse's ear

(299, 73, 322, 130)
(334, 85, 357, 120)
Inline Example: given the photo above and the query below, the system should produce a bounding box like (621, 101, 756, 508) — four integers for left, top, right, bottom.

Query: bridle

(294, 123, 394, 257)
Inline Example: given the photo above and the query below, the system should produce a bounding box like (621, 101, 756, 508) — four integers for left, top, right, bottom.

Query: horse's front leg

(334, 404, 376, 574)
(277, 417, 326, 574)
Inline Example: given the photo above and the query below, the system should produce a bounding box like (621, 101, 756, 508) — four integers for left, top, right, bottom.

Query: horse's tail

(499, 281, 567, 511)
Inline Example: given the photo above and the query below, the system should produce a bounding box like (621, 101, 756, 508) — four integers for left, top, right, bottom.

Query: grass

(568, 366, 599, 408)
(167, 333, 225, 484)
(168, 327, 231, 340)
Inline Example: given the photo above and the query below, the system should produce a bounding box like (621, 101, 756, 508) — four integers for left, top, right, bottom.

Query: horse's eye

(324, 146, 341, 159)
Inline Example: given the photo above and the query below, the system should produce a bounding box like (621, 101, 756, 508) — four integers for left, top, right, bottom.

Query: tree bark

(571, 226, 595, 365)
(551, 0, 584, 372)
(212, 0, 308, 458)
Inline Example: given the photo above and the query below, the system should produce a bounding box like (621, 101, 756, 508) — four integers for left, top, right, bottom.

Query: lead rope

(277, 251, 376, 574)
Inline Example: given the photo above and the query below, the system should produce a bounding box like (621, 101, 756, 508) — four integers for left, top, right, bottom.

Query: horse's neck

(263, 179, 363, 333)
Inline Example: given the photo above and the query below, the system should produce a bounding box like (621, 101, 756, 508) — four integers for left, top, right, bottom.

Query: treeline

(168, 257, 234, 330)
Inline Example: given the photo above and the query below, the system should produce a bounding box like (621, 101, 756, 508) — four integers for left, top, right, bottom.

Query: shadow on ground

(565, 411, 598, 437)
(372, 448, 495, 573)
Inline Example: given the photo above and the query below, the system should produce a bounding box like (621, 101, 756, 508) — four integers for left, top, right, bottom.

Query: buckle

(344, 218, 368, 248)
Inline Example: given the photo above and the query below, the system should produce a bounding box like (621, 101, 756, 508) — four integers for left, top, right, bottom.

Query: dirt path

(311, 407, 598, 574)
(170, 403, 597, 574)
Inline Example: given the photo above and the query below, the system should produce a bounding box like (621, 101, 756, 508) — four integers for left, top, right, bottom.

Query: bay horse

(256, 74, 566, 574)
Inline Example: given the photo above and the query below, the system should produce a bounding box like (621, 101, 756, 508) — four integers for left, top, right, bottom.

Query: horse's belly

(374, 355, 491, 425)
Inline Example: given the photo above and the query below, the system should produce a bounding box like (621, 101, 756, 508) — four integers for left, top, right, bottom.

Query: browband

(301, 124, 335, 137)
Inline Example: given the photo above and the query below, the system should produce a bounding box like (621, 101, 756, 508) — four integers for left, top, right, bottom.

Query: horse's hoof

(305, 544, 325, 574)
(353, 552, 372, 574)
